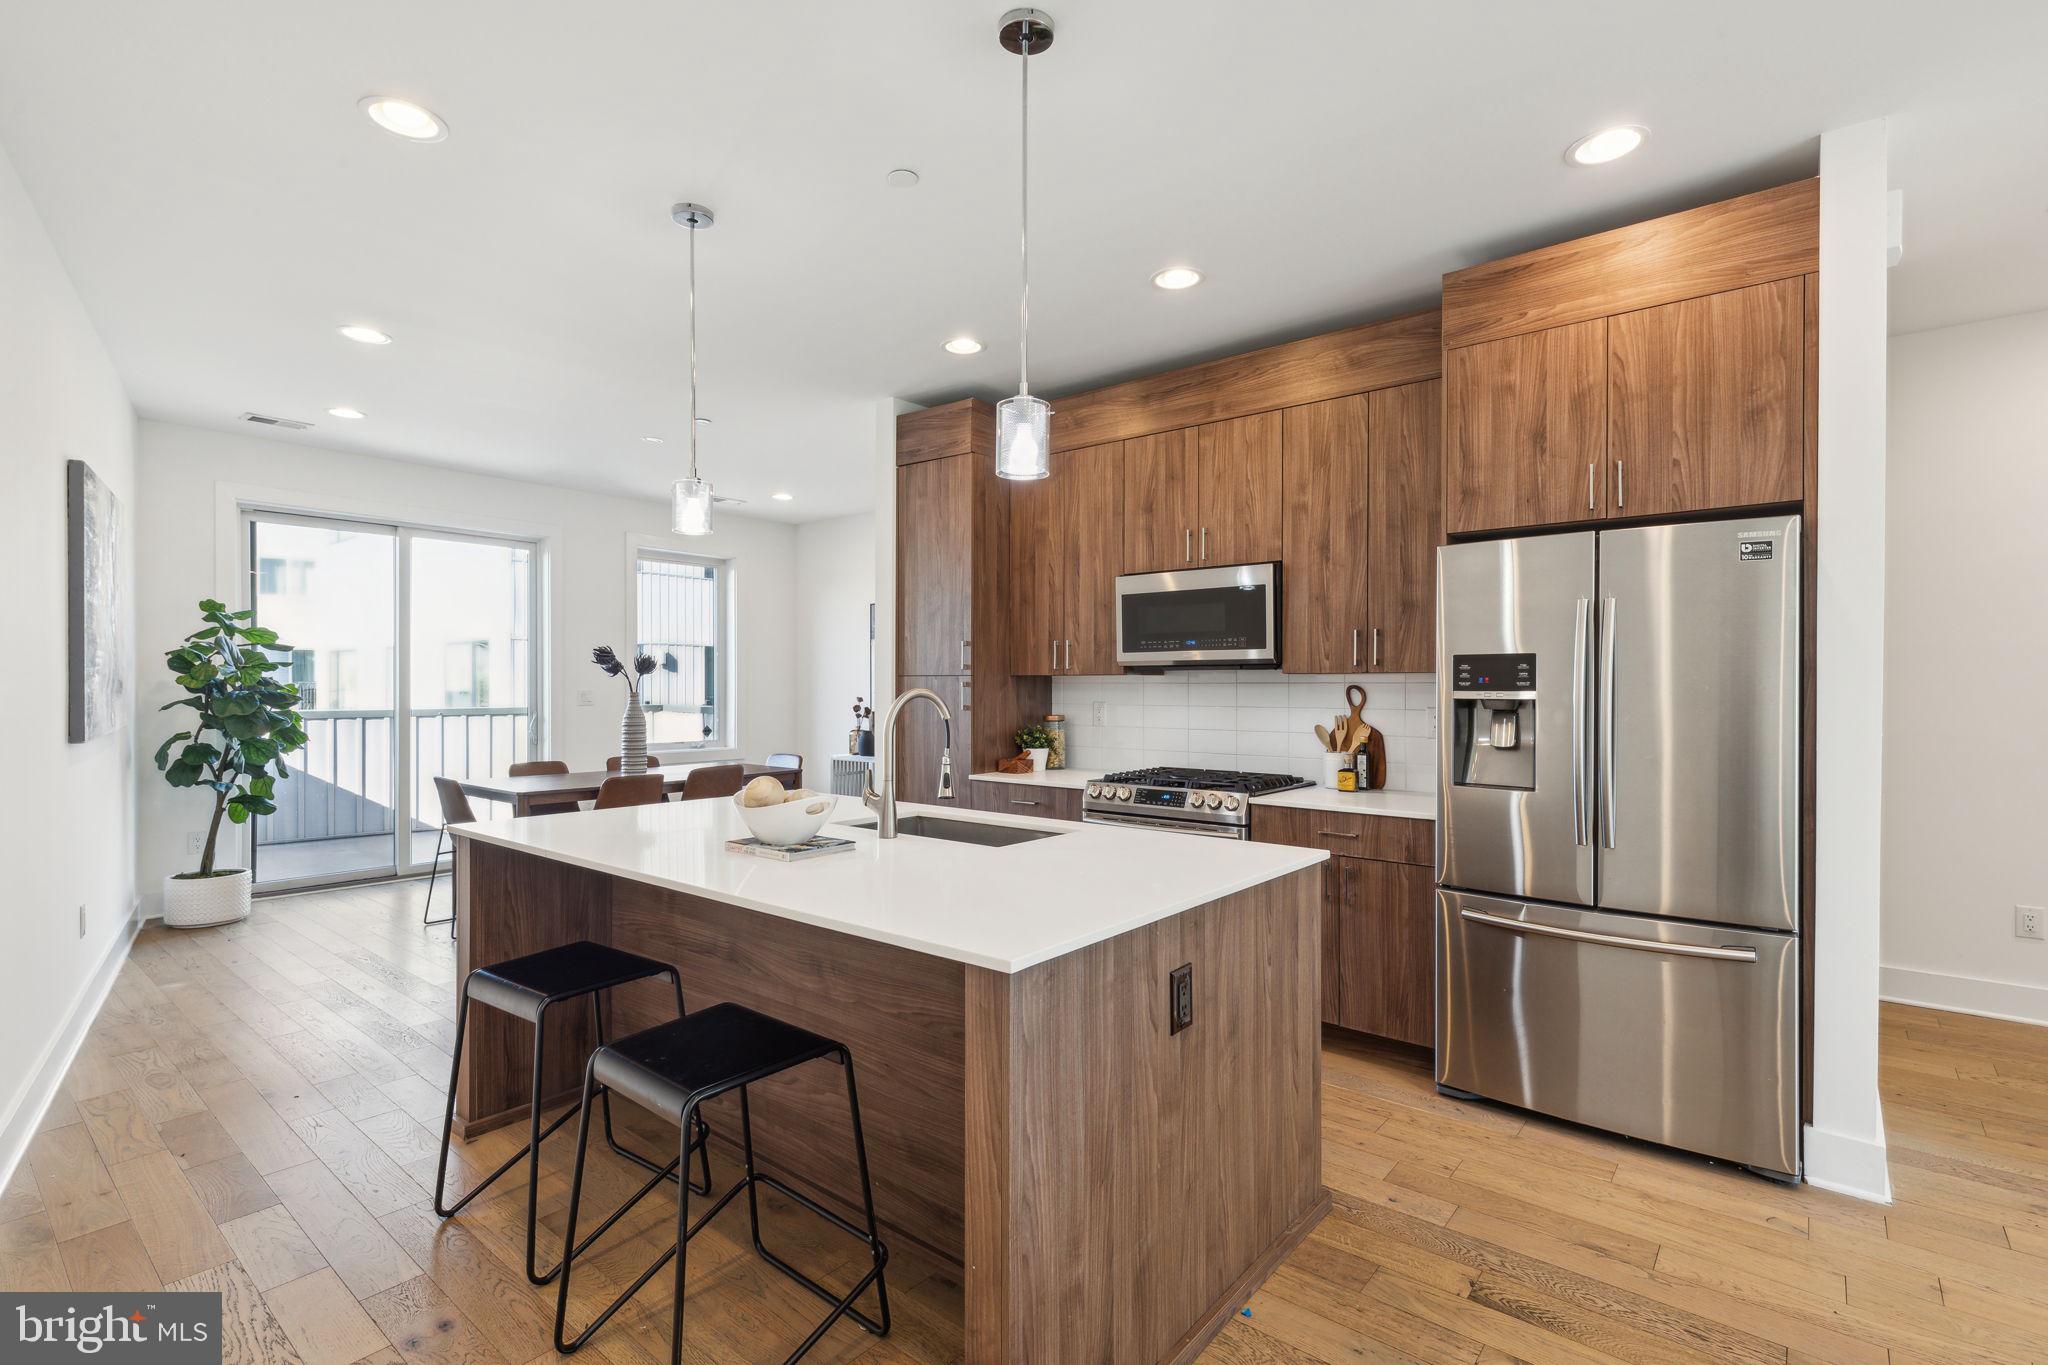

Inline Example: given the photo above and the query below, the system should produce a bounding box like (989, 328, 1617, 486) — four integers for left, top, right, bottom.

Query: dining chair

(605, 754, 662, 772)
(508, 759, 582, 816)
(680, 763, 746, 801)
(425, 776, 476, 936)
(593, 774, 667, 809)
(765, 752, 803, 788)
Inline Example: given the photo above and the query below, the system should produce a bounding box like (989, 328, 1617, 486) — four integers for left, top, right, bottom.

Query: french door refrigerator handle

(1459, 909, 1759, 962)
(1599, 595, 1617, 849)
(1571, 598, 1589, 845)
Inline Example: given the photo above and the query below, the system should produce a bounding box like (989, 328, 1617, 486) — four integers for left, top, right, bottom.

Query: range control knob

(1116, 786, 1134, 801)
(1222, 795, 1242, 812)
(1202, 791, 1224, 809)
(1086, 783, 1101, 798)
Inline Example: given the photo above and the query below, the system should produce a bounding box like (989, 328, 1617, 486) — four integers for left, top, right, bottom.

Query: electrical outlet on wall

(186, 831, 204, 855)
(1091, 701, 1107, 727)
(2018, 906, 2044, 941)
(577, 689, 596, 707)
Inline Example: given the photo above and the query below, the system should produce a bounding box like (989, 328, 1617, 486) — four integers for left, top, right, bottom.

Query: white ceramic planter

(162, 869, 252, 929)
(1026, 747, 1050, 773)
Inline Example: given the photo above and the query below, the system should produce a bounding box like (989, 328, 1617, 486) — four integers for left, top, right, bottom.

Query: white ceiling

(1, 2, 2040, 521)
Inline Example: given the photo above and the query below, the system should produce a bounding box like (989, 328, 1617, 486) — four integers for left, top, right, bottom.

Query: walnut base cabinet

(1251, 806, 1435, 1047)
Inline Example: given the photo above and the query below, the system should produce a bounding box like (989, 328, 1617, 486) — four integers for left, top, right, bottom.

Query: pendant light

(670, 203, 716, 535)
(995, 9, 1054, 481)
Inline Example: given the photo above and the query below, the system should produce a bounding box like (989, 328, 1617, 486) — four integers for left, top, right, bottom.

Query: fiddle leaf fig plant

(155, 598, 308, 877)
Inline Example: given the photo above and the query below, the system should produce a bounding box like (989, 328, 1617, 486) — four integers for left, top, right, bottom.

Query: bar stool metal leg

(434, 970, 707, 1287)
(422, 825, 452, 928)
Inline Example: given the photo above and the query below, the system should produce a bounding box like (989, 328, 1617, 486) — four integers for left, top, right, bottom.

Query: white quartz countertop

(452, 794, 1326, 975)
(969, 768, 1436, 821)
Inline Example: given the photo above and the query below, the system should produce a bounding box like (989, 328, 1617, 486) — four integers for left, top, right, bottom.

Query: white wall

(1806, 118, 1893, 1203)
(1882, 309, 2048, 1024)
(1052, 672, 1438, 790)
(133, 420, 800, 906)
(793, 513, 878, 780)
(0, 136, 138, 1180)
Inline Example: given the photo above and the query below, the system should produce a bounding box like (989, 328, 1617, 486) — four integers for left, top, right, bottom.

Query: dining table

(457, 760, 799, 816)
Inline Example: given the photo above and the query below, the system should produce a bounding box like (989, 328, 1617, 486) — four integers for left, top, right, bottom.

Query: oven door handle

(1459, 909, 1758, 962)
(1083, 812, 1245, 839)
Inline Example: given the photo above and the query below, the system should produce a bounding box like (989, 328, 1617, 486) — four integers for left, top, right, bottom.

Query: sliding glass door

(247, 512, 536, 891)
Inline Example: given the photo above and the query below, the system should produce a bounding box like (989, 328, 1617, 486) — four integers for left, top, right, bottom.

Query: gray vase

(619, 694, 648, 775)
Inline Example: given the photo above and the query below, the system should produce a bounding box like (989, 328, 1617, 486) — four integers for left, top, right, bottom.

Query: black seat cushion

(466, 941, 676, 1022)
(593, 1002, 841, 1119)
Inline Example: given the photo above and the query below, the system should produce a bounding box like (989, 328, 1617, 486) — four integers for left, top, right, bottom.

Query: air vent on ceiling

(240, 412, 314, 430)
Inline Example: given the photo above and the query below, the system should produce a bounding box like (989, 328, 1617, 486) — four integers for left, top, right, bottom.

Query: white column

(871, 398, 922, 699)
(1806, 118, 1893, 1202)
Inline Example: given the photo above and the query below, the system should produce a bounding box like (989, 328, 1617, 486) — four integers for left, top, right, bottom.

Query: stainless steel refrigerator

(1435, 514, 1801, 1179)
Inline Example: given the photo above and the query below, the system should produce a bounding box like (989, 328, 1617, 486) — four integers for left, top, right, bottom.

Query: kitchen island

(450, 794, 1327, 1363)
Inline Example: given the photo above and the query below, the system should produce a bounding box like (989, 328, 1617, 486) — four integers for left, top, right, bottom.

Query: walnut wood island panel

(450, 795, 1327, 1363)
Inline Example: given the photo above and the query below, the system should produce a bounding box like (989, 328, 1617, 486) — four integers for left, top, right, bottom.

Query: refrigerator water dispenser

(1450, 652, 1537, 791)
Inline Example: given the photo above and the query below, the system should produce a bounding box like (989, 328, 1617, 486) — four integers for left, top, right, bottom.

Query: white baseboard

(1882, 965, 2048, 1027)
(1803, 1115, 1893, 1203)
(0, 907, 141, 1197)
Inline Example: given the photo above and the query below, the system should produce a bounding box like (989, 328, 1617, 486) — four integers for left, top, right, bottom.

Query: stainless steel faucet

(863, 687, 955, 838)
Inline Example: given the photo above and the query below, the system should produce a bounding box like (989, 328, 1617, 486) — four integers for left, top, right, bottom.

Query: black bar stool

(552, 1002, 890, 1364)
(434, 941, 712, 1284)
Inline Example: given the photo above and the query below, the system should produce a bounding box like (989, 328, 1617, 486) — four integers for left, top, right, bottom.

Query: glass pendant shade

(671, 477, 714, 536)
(995, 393, 1051, 481)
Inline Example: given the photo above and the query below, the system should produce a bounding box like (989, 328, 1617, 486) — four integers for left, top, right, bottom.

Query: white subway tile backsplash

(1051, 669, 1438, 791)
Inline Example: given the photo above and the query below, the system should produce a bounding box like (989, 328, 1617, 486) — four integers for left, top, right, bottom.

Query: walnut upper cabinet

(1121, 415, 1281, 572)
(896, 453, 975, 674)
(1445, 319, 1610, 534)
(1281, 395, 1369, 674)
(1442, 178, 1818, 536)
(1607, 277, 1804, 517)
(1366, 379, 1443, 672)
(1005, 441, 1124, 676)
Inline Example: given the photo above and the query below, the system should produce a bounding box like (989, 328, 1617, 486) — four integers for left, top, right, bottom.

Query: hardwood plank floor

(10, 880, 2048, 1363)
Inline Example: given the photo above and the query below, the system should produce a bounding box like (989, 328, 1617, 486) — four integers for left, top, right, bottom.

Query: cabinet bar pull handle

(1371, 627, 1381, 668)
(1185, 528, 1192, 563)
(1200, 527, 1208, 561)
(960, 639, 968, 670)
(1010, 797, 1041, 806)
(1587, 462, 1595, 511)
(1351, 629, 1359, 668)
(1317, 829, 1360, 840)
(1063, 639, 1072, 672)
(1051, 639, 1058, 674)
(1615, 459, 1625, 510)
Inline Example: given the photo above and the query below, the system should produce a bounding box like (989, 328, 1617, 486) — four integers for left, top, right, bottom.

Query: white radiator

(829, 754, 874, 797)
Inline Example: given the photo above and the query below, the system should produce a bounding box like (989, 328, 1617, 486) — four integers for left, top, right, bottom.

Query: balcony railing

(257, 707, 530, 847)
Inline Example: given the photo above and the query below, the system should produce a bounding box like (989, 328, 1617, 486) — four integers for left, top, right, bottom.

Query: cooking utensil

(1314, 723, 1334, 752)
(1344, 684, 1368, 738)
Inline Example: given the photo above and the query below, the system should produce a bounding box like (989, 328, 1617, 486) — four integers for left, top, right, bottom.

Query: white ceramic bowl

(731, 789, 836, 846)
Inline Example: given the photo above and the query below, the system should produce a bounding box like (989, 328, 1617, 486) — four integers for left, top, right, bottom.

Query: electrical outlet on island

(2018, 905, 2044, 941)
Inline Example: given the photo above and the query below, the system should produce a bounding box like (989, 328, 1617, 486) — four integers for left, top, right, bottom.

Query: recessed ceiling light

(327, 407, 366, 420)
(885, 168, 920, 188)
(943, 337, 984, 355)
(359, 96, 447, 143)
(1151, 267, 1203, 290)
(338, 324, 392, 345)
(771, 492, 794, 502)
(641, 435, 665, 444)
(1566, 125, 1647, 166)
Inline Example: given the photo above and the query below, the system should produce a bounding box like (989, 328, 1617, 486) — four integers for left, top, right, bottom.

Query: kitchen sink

(843, 815, 1064, 847)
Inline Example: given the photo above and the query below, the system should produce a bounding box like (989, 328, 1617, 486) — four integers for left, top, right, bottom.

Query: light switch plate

(577, 689, 596, 707)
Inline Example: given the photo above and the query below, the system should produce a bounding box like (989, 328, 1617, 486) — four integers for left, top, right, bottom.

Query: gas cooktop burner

(1098, 767, 1314, 797)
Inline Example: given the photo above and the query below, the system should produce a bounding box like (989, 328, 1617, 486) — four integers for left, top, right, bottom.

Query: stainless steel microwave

(1114, 562, 1280, 667)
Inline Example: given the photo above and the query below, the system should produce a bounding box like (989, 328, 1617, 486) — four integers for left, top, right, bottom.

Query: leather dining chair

(681, 763, 747, 801)
(593, 774, 666, 809)
(605, 754, 662, 772)
(425, 776, 475, 936)
(765, 752, 803, 788)
(508, 759, 581, 816)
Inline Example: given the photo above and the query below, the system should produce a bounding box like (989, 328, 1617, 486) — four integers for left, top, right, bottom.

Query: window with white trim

(633, 550, 729, 748)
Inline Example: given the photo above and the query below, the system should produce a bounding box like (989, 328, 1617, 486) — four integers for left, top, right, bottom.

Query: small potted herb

(1013, 722, 1056, 773)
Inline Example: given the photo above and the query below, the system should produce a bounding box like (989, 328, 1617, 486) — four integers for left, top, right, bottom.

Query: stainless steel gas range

(1081, 766, 1315, 839)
